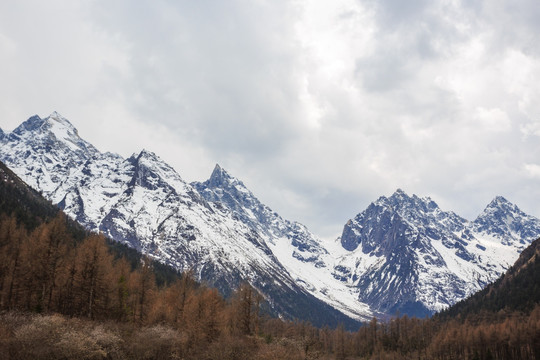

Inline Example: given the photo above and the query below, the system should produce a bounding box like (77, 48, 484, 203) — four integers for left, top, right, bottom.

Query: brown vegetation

(1, 213, 539, 359)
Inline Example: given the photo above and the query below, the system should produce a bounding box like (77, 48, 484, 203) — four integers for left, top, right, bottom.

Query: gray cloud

(86, 0, 306, 160)
(0, 0, 539, 239)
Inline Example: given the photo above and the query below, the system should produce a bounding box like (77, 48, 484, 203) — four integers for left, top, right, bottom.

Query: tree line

(1, 213, 539, 359)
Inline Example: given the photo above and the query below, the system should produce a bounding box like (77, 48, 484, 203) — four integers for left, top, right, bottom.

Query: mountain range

(1, 112, 539, 323)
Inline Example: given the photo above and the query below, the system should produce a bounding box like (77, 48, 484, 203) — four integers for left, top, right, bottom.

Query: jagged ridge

(335, 190, 540, 316)
(2, 112, 540, 321)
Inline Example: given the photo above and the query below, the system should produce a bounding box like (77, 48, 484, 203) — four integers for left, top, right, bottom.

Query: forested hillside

(0, 160, 65, 231)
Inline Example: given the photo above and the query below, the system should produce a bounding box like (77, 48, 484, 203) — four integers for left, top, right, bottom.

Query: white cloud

(473, 107, 511, 132)
(520, 121, 540, 138)
(524, 163, 540, 179)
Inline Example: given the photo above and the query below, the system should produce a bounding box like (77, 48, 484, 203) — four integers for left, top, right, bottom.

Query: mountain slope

(0, 113, 362, 328)
(437, 237, 540, 320)
(192, 164, 328, 265)
(0, 159, 60, 230)
(193, 164, 374, 320)
(0, 158, 194, 287)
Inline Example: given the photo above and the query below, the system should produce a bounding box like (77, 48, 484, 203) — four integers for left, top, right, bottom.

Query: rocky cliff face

(334, 190, 540, 316)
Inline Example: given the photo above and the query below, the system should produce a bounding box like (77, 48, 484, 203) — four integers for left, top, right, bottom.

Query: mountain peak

(481, 196, 521, 217)
(13, 115, 45, 135)
(131, 149, 166, 164)
(129, 149, 185, 187)
(46, 111, 74, 127)
(384, 189, 440, 212)
(48, 111, 64, 120)
(488, 195, 512, 208)
(387, 188, 412, 202)
(13, 112, 80, 140)
(210, 163, 225, 179)
(208, 163, 238, 188)
(7, 113, 98, 161)
(137, 148, 158, 159)
(473, 196, 540, 245)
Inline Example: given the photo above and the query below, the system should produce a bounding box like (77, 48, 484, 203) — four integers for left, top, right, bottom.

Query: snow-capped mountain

(1, 112, 99, 198)
(1, 112, 539, 322)
(193, 164, 375, 320)
(0, 112, 362, 327)
(334, 190, 540, 316)
(192, 164, 328, 266)
(193, 168, 540, 318)
(472, 196, 540, 246)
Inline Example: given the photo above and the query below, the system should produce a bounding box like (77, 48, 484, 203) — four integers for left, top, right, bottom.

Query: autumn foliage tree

(1, 208, 539, 359)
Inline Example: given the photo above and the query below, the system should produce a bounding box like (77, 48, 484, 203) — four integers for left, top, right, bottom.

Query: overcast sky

(1, 0, 539, 239)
